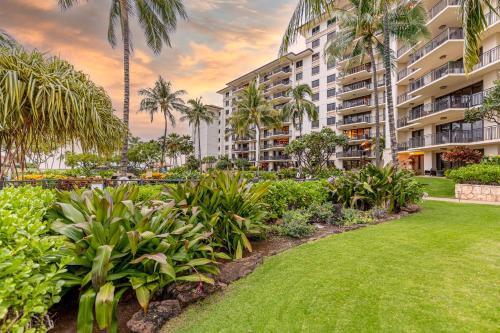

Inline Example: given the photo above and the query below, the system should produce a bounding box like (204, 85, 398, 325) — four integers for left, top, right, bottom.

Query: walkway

(424, 196, 500, 206)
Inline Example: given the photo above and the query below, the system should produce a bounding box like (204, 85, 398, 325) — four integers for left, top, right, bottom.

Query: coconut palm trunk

(162, 113, 168, 167)
(368, 45, 382, 167)
(197, 123, 202, 170)
(119, 1, 130, 175)
(383, 4, 399, 167)
(255, 124, 261, 175)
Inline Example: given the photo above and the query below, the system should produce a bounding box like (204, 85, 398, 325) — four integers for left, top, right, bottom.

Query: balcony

(408, 89, 491, 124)
(409, 61, 464, 96)
(404, 126, 500, 150)
(337, 95, 385, 115)
(337, 114, 385, 129)
(265, 79, 291, 94)
(408, 27, 463, 69)
(345, 133, 373, 142)
(337, 79, 385, 100)
(232, 146, 253, 152)
(484, 7, 500, 37)
(260, 155, 291, 161)
(336, 150, 374, 159)
(268, 66, 291, 80)
(264, 129, 290, 138)
(337, 62, 384, 84)
(261, 143, 288, 150)
(427, 0, 460, 33)
(271, 91, 291, 104)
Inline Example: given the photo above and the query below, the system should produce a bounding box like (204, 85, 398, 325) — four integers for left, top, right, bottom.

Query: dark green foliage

(258, 180, 330, 219)
(184, 155, 200, 171)
(446, 164, 500, 185)
(0, 187, 68, 332)
(165, 172, 269, 259)
(307, 202, 339, 224)
(48, 185, 219, 332)
(277, 210, 316, 238)
(330, 165, 423, 213)
(216, 156, 232, 170)
(276, 167, 297, 179)
(481, 155, 500, 165)
(340, 208, 374, 226)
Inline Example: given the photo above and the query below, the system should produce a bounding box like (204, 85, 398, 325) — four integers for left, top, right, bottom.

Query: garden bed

(48, 207, 418, 333)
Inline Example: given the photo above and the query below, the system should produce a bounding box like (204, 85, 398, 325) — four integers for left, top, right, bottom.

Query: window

(312, 120, 320, 128)
(327, 117, 336, 125)
(312, 53, 320, 62)
(296, 72, 303, 81)
(225, 100, 229, 107)
(312, 79, 320, 88)
(312, 25, 320, 35)
(312, 39, 320, 48)
(296, 60, 303, 68)
(327, 59, 336, 69)
(225, 145, 229, 150)
(312, 65, 320, 75)
(327, 74, 336, 83)
(327, 17, 337, 27)
(327, 103, 336, 112)
(226, 109, 229, 115)
(312, 92, 319, 101)
(327, 32, 336, 41)
(327, 88, 336, 98)
(225, 92, 230, 97)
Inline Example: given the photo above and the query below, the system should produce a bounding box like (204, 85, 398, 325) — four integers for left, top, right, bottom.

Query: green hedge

(0, 187, 69, 332)
(257, 180, 330, 219)
(446, 164, 500, 185)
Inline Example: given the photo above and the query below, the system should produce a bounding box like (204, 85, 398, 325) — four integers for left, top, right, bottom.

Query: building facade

(190, 105, 222, 160)
(215, 0, 500, 172)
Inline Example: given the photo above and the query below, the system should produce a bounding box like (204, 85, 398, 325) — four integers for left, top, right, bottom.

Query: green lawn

(415, 176, 456, 198)
(165, 201, 500, 333)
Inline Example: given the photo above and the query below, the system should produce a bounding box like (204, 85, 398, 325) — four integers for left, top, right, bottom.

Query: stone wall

(455, 184, 500, 202)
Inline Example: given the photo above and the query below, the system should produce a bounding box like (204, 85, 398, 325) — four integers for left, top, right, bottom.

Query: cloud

(1, 0, 302, 140)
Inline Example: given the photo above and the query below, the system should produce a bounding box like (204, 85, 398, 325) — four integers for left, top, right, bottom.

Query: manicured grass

(415, 176, 456, 198)
(165, 201, 500, 333)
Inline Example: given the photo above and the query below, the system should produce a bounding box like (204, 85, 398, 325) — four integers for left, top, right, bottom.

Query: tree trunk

(197, 123, 202, 171)
(368, 45, 382, 167)
(298, 114, 303, 178)
(119, 1, 130, 176)
(255, 124, 261, 176)
(161, 113, 168, 168)
(383, 5, 399, 167)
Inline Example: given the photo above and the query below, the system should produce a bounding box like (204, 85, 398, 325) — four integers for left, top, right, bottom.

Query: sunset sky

(1, 0, 305, 139)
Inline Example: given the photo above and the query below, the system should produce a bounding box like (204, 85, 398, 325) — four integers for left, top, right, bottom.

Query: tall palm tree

(164, 133, 192, 167)
(58, 0, 188, 175)
(323, 1, 386, 166)
(283, 84, 318, 137)
(181, 97, 216, 169)
(230, 81, 283, 174)
(139, 76, 186, 167)
(378, 0, 428, 166)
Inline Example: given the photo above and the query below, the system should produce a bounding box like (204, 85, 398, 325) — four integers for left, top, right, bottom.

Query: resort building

(395, 1, 500, 175)
(215, 1, 500, 172)
(190, 105, 223, 159)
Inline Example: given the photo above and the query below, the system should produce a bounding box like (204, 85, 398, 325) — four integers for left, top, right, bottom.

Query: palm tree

(283, 84, 318, 137)
(181, 98, 216, 169)
(0, 29, 17, 48)
(230, 81, 283, 174)
(139, 76, 186, 167)
(378, 0, 428, 166)
(164, 133, 193, 167)
(460, 0, 497, 73)
(58, 0, 188, 175)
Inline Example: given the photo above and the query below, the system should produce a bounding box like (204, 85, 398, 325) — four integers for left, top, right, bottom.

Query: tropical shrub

(0, 187, 69, 333)
(276, 210, 315, 238)
(48, 185, 219, 332)
(276, 167, 297, 179)
(165, 172, 269, 259)
(307, 202, 339, 224)
(330, 164, 423, 212)
(442, 146, 483, 167)
(481, 155, 500, 165)
(340, 208, 374, 226)
(446, 164, 500, 185)
(136, 184, 169, 202)
(259, 180, 330, 218)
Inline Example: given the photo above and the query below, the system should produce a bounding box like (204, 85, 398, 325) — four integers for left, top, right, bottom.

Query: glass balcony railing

(337, 95, 385, 111)
(336, 150, 374, 158)
(409, 61, 464, 92)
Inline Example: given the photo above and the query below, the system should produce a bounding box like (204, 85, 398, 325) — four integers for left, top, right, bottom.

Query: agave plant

(165, 172, 269, 259)
(48, 185, 219, 333)
(330, 164, 423, 212)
